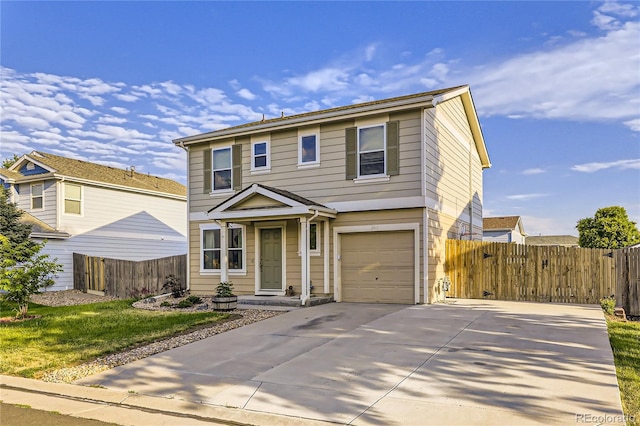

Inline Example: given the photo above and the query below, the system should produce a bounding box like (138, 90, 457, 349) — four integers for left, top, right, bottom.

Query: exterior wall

(187, 110, 423, 214)
(425, 97, 484, 239)
(483, 230, 511, 243)
(16, 179, 57, 228)
(37, 234, 187, 291)
(58, 183, 186, 237)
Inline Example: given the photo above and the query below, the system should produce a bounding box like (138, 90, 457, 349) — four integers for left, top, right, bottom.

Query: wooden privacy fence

(445, 240, 640, 316)
(73, 253, 186, 298)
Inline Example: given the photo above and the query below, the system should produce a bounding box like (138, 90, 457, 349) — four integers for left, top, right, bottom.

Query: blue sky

(1, 1, 638, 236)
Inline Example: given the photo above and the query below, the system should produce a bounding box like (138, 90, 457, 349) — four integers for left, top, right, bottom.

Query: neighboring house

(526, 235, 579, 247)
(0, 151, 187, 291)
(174, 85, 491, 305)
(483, 216, 526, 244)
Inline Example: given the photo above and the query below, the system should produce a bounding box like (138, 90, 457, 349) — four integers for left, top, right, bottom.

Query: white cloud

(236, 88, 256, 100)
(115, 93, 140, 102)
(111, 106, 130, 114)
(571, 158, 640, 172)
(522, 168, 546, 175)
(506, 193, 548, 201)
(470, 3, 640, 131)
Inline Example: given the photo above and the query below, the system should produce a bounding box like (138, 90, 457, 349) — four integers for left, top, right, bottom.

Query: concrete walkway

(69, 300, 625, 425)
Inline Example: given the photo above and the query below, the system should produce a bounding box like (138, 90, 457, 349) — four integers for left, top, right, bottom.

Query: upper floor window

(201, 224, 245, 272)
(31, 182, 43, 210)
(204, 145, 242, 194)
(212, 147, 232, 191)
(251, 141, 270, 172)
(299, 134, 319, 166)
(358, 125, 386, 176)
(64, 183, 82, 214)
(345, 121, 399, 181)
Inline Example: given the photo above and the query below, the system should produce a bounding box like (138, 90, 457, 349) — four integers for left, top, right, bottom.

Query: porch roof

(207, 183, 337, 221)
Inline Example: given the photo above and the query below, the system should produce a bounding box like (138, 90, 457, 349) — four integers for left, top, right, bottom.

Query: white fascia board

(327, 196, 425, 213)
(175, 96, 435, 146)
(210, 206, 313, 220)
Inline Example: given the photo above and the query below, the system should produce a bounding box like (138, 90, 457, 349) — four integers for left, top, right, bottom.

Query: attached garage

(340, 231, 415, 304)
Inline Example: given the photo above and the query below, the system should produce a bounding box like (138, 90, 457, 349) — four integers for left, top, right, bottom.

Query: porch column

(323, 220, 330, 294)
(300, 217, 309, 305)
(220, 221, 228, 282)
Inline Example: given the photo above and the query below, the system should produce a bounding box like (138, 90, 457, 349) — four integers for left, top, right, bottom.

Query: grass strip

(606, 317, 640, 426)
(0, 299, 228, 379)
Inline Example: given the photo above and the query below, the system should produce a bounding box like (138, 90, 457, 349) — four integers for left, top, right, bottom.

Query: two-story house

(0, 151, 187, 291)
(174, 85, 491, 305)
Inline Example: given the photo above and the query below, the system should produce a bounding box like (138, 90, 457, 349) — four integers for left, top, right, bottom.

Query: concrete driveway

(79, 300, 625, 425)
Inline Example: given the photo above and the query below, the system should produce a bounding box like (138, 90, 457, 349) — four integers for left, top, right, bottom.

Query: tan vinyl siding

(187, 111, 423, 212)
(427, 208, 462, 303)
(426, 97, 483, 227)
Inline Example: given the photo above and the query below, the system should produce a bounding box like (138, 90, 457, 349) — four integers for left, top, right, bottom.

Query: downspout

(468, 140, 473, 240)
(301, 209, 320, 306)
(177, 141, 191, 291)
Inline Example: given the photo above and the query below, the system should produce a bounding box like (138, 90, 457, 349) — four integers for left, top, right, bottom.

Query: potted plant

(212, 281, 237, 311)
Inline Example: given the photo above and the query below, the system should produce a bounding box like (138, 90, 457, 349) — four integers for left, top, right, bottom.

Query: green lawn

(0, 299, 229, 379)
(606, 317, 640, 426)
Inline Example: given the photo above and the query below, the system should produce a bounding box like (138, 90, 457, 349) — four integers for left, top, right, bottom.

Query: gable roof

(19, 211, 70, 239)
(483, 216, 525, 235)
(525, 235, 579, 247)
(0, 168, 23, 182)
(8, 151, 186, 198)
(174, 85, 490, 169)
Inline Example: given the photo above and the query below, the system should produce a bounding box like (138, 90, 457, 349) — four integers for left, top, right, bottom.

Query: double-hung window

(212, 147, 232, 191)
(31, 182, 43, 210)
(201, 224, 245, 272)
(64, 183, 82, 214)
(251, 141, 270, 172)
(358, 125, 385, 176)
(299, 134, 319, 166)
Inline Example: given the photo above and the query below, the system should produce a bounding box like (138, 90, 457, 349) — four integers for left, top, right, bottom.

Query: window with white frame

(251, 141, 270, 171)
(31, 182, 43, 210)
(212, 147, 232, 190)
(201, 224, 245, 272)
(64, 183, 82, 214)
(299, 134, 319, 165)
(299, 222, 321, 255)
(358, 124, 385, 176)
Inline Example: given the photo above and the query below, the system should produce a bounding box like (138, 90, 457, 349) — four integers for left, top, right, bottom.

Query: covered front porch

(207, 184, 337, 306)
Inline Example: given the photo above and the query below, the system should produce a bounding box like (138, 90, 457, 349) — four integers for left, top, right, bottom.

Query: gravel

(32, 290, 283, 384)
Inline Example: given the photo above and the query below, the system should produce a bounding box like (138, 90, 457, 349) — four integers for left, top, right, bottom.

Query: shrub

(160, 301, 172, 307)
(215, 281, 234, 297)
(600, 296, 616, 315)
(186, 295, 202, 304)
(176, 299, 194, 308)
(162, 275, 184, 298)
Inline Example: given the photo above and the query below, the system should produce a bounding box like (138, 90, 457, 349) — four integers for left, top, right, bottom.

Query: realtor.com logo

(576, 413, 635, 424)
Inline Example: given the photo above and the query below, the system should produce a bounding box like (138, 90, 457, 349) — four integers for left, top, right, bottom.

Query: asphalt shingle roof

(13, 151, 186, 197)
(483, 216, 522, 231)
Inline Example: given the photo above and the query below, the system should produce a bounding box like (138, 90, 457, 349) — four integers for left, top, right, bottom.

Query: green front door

(260, 228, 282, 291)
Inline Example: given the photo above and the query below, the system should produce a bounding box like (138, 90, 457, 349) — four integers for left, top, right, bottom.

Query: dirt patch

(0, 315, 42, 323)
(30, 290, 118, 307)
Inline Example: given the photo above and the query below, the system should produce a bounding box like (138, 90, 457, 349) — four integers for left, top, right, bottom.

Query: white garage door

(340, 231, 414, 304)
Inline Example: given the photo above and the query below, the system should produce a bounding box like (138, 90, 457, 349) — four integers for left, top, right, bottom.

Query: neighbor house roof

(8, 151, 186, 198)
(0, 168, 23, 182)
(174, 85, 491, 169)
(483, 216, 526, 237)
(525, 235, 579, 247)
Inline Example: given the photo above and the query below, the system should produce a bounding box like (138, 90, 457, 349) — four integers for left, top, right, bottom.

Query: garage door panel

(341, 231, 414, 304)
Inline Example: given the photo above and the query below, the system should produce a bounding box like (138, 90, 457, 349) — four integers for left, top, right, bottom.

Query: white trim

(255, 221, 287, 295)
(353, 175, 390, 184)
(327, 196, 425, 213)
(297, 222, 321, 256)
(356, 123, 386, 178)
(208, 189, 235, 197)
(30, 181, 44, 211)
(211, 206, 336, 221)
(423, 208, 429, 304)
(298, 127, 320, 167)
(211, 146, 233, 192)
(333, 222, 420, 304)
(250, 139, 271, 173)
(198, 222, 246, 275)
(323, 220, 330, 294)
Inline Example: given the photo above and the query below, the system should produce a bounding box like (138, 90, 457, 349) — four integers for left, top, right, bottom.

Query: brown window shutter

(386, 121, 399, 176)
(345, 127, 357, 180)
(203, 149, 212, 193)
(232, 144, 242, 190)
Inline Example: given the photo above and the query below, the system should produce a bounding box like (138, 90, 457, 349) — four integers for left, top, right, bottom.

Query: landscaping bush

(600, 296, 616, 315)
(162, 275, 184, 298)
